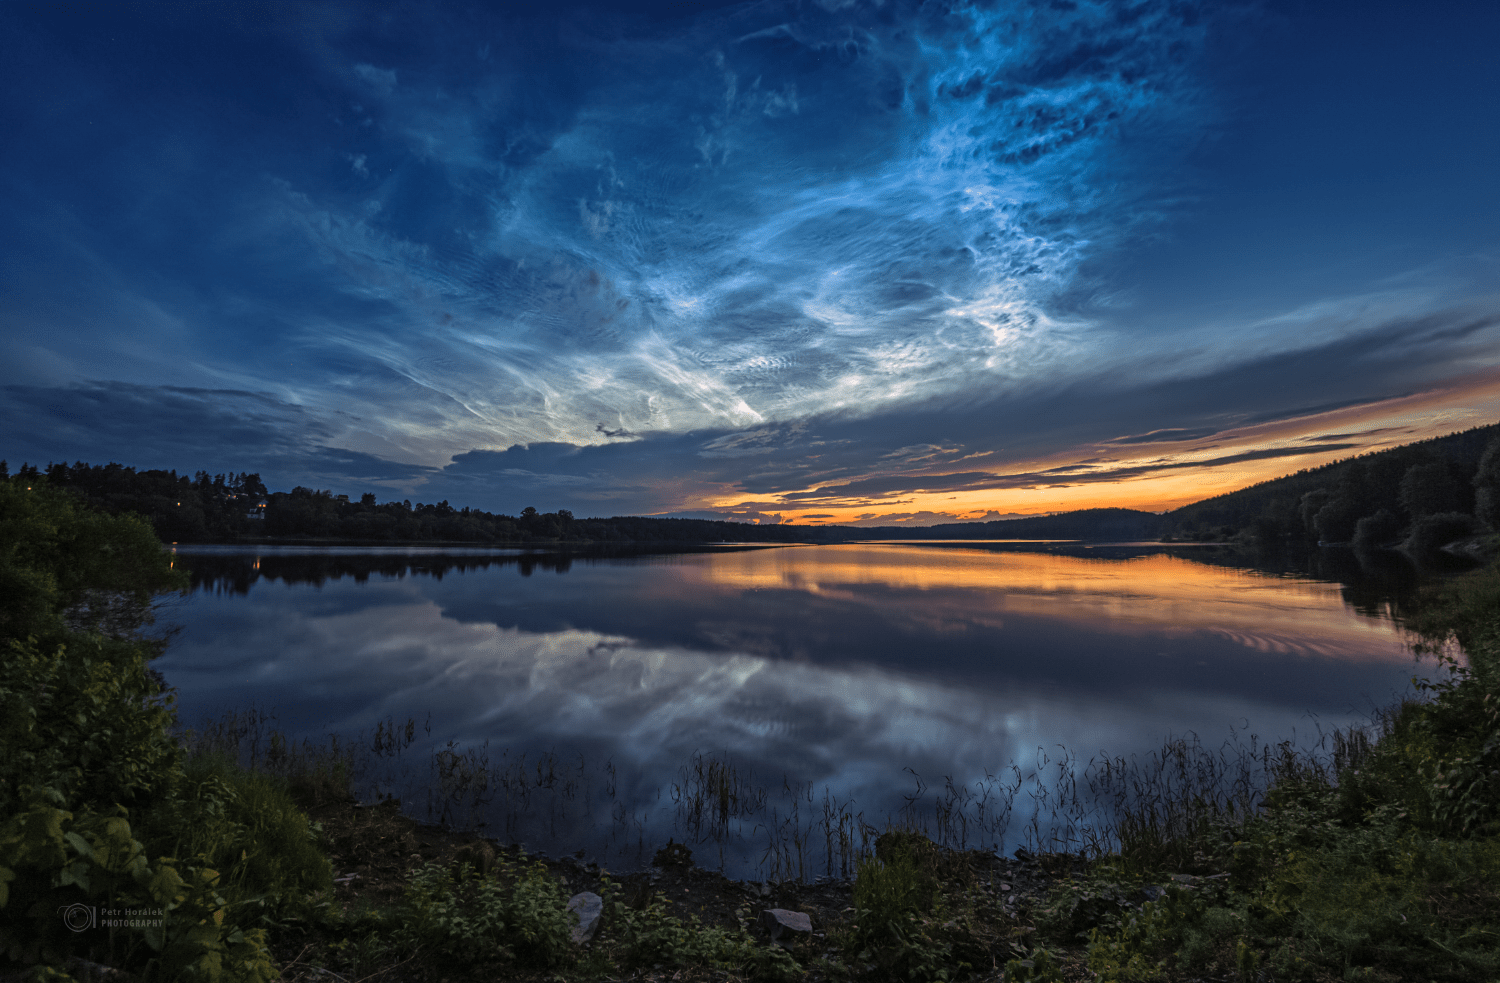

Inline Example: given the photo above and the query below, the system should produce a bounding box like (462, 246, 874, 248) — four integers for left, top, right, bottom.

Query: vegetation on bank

(3, 475, 1499, 981)
(1052, 560, 1500, 981)
(0, 475, 323, 981)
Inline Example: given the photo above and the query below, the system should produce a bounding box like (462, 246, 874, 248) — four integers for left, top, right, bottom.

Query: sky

(2, 0, 1498, 525)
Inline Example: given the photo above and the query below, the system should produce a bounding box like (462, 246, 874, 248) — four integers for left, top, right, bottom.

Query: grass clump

(839, 831, 989, 981)
(153, 752, 334, 916)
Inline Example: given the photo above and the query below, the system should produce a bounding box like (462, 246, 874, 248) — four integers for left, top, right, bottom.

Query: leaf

(63, 830, 93, 860)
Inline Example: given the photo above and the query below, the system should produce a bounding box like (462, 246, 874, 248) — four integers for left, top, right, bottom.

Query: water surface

(158, 543, 1426, 874)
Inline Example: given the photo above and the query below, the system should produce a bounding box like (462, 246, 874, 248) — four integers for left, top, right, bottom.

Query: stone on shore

(758, 907, 812, 942)
(568, 891, 603, 943)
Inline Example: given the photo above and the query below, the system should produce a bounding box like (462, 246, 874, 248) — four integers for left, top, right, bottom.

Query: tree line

(1159, 422, 1500, 549)
(0, 460, 838, 544)
(6, 420, 1498, 548)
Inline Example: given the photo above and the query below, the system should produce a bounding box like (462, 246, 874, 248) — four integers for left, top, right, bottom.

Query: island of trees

(4, 419, 1497, 551)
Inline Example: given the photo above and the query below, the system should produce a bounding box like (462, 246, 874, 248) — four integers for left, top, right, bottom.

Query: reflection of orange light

(688, 545, 1410, 664)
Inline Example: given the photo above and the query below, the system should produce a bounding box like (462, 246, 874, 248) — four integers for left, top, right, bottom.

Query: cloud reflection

(160, 545, 1418, 864)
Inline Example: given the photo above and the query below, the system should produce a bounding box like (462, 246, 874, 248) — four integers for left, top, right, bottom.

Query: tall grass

(177, 701, 1410, 884)
(166, 750, 334, 907)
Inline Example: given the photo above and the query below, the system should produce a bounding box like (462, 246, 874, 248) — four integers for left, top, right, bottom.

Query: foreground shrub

(612, 891, 798, 979)
(393, 856, 575, 970)
(147, 753, 333, 914)
(0, 480, 310, 982)
(843, 832, 982, 981)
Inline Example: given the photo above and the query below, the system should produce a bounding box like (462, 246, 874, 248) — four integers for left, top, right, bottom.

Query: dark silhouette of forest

(5, 419, 1496, 548)
(1157, 421, 1500, 550)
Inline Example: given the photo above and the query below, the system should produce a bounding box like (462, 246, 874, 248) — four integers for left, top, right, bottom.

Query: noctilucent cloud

(2, 1, 1497, 524)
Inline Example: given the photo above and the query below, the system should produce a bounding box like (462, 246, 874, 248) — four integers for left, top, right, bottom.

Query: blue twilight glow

(2, 1, 1498, 520)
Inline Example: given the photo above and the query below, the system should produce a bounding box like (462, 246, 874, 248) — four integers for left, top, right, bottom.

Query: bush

(0, 479, 306, 982)
(1352, 508, 1402, 549)
(610, 890, 800, 980)
(147, 753, 333, 912)
(1404, 510, 1479, 554)
(845, 833, 977, 980)
(393, 857, 575, 970)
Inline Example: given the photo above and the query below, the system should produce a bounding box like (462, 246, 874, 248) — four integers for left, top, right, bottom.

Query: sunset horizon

(3, 2, 1497, 527)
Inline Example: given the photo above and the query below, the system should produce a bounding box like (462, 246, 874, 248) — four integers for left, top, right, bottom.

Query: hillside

(851, 507, 1165, 542)
(1159, 421, 1500, 548)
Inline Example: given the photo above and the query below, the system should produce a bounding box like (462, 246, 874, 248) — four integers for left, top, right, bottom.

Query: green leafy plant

(0, 480, 297, 983)
(392, 857, 574, 970)
(845, 835, 976, 981)
(609, 891, 799, 979)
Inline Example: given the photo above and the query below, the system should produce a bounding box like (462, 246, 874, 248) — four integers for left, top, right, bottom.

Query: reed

(177, 703, 1402, 882)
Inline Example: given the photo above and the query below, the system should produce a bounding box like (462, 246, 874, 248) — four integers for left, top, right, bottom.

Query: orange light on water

(686, 545, 1410, 664)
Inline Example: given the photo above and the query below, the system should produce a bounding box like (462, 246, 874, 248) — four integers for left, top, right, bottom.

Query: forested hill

(855, 507, 1164, 542)
(1160, 421, 1500, 548)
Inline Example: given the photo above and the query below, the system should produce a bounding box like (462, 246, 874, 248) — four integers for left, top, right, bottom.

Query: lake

(156, 541, 1434, 878)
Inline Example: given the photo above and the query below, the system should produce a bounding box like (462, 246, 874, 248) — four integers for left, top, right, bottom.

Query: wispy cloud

(2, 1, 1498, 520)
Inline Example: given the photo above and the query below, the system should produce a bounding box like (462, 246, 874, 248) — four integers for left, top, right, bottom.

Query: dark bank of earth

(280, 792, 1242, 983)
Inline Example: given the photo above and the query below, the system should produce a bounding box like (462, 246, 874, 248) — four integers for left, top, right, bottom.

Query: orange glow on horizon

(715, 368, 1500, 526)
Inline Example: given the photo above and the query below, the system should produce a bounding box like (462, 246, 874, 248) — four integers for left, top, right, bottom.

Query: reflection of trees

(179, 546, 735, 594)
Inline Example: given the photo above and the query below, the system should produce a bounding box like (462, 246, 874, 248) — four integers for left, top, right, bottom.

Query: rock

(758, 908, 812, 942)
(568, 891, 603, 943)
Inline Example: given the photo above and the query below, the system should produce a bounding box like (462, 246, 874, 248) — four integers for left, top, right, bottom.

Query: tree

(1298, 489, 1331, 540)
(0, 478, 185, 642)
(1313, 496, 1360, 544)
(1404, 512, 1480, 554)
(1475, 435, 1500, 531)
(1400, 459, 1470, 519)
(1353, 509, 1401, 550)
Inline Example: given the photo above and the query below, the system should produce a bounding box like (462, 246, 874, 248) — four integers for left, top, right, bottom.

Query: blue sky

(3, 0, 1497, 523)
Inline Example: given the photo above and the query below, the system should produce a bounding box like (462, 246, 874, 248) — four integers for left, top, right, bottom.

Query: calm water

(157, 542, 1432, 875)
